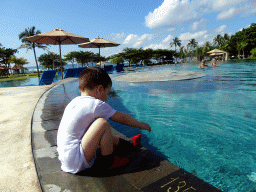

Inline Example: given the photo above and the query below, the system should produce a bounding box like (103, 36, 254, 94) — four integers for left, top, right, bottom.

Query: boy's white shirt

(57, 96, 116, 173)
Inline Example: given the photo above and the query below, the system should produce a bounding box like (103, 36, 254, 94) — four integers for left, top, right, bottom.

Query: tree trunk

(33, 46, 40, 80)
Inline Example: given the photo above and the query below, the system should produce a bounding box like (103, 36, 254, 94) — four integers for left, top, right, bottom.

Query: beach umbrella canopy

(96, 61, 108, 66)
(24, 28, 90, 79)
(210, 52, 225, 56)
(78, 36, 120, 67)
(207, 49, 226, 54)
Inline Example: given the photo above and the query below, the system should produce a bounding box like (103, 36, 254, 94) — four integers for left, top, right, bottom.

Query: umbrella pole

(59, 43, 63, 79)
(99, 47, 101, 68)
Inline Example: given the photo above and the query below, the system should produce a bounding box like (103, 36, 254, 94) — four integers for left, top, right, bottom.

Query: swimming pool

(0, 75, 62, 87)
(106, 61, 256, 191)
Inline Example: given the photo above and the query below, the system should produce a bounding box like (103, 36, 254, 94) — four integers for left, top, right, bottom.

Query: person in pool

(198, 59, 208, 68)
(57, 67, 151, 174)
(212, 60, 217, 67)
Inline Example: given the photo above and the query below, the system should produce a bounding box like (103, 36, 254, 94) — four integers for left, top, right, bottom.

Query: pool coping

(31, 78, 222, 192)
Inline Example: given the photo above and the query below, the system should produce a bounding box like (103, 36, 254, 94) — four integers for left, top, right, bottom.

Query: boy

(57, 67, 151, 174)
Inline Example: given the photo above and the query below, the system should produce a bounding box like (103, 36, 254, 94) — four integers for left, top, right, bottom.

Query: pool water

(0, 75, 61, 87)
(106, 61, 256, 192)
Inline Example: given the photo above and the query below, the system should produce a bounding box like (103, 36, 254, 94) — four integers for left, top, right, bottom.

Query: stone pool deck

(1, 78, 222, 192)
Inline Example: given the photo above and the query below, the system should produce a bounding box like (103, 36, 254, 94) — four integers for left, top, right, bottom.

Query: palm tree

(188, 38, 198, 50)
(170, 37, 181, 51)
(213, 34, 224, 47)
(223, 33, 230, 42)
(19, 26, 47, 78)
(187, 39, 198, 59)
(9, 55, 28, 76)
(202, 41, 212, 56)
(179, 46, 186, 60)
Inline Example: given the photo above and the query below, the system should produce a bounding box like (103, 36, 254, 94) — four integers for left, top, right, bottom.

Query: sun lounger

(64, 67, 87, 79)
(104, 65, 114, 73)
(116, 64, 124, 72)
(39, 70, 57, 85)
(75, 67, 87, 77)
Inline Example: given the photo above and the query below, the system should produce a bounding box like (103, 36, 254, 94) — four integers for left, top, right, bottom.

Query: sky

(1, 0, 256, 67)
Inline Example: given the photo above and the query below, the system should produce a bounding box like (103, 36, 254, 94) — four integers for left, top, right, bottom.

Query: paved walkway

(0, 85, 52, 191)
(0, 78, 73, 192)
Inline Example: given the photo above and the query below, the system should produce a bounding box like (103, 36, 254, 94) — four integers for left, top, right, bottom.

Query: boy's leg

(81, 118, 113, 163)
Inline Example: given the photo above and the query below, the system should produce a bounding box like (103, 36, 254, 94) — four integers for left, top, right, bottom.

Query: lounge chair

(75, 67, 87, 77)
(116, 64, 124, 72)
(104, 65, 114, 73)
(64, 67, 87, 79)
(39, 70, 57, 85)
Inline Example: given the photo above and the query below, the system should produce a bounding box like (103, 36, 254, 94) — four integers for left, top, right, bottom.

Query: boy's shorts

(78, 143, 96, 172)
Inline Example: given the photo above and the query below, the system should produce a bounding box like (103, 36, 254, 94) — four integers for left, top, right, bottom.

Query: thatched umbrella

(207, 49, 225, 54)
(96, 61, 108, 66)
(208, 49, 228, 60)
(78, 36, 120, 67)
(24, 28, 89, 79)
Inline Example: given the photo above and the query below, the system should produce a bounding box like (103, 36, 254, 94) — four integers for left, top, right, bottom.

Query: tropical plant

(19, 26, 48, 78)
(38, 52, 62, 69)
(213, 34, 225, 47)
(188, 38, 198, 50)
(8, 55, 28, 75)
(64, 51, 77, 68)
(0, 47, 17, 68)
(178, 46, 186, 59)
(170, 37, 181, 51)
(250, 48, 256, 58)
(74, 51, 92, 67)
(223, 33, 230, 42)
(195, 46, 203, 60)
(110, 56, 124, 64)
(202, 41, 212, 56)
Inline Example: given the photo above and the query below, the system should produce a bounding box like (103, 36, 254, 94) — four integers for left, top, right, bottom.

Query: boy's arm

(110, 111, 151, 132)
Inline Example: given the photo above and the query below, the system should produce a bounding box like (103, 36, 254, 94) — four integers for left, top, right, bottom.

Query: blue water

(107, 61, 256, 192)
(0, 75, 62, 87)
(0, 63, 112, 87)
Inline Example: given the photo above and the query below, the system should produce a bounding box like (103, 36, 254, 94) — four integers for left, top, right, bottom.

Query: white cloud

(111, 33, 125, 39)
(162, 35, 173, 44)
(192, 21, 200, 31)
(123, 34, 154, 48)
(211, 0, 243, 11)
(145, 0, 256, 29)
(123, 34, 139, 44)
(167, 28, 175, 32)
(215, 25, 227, 33)
(190, 19, 207, 31)
(216, 8, 236, 20)
(144, 44, 168, 50)
(179, 30, 208, 41)
(144, 35, 173, 50)
(145, 0, 202, 29)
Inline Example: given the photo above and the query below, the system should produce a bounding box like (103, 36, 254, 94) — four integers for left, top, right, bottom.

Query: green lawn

(0, 72, 43, 82)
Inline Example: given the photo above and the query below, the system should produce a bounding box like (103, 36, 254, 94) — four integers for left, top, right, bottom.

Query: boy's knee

(94, 118, 110, 128)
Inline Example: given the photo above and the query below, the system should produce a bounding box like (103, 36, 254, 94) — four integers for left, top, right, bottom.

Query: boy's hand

(140, 122, 151, 132)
